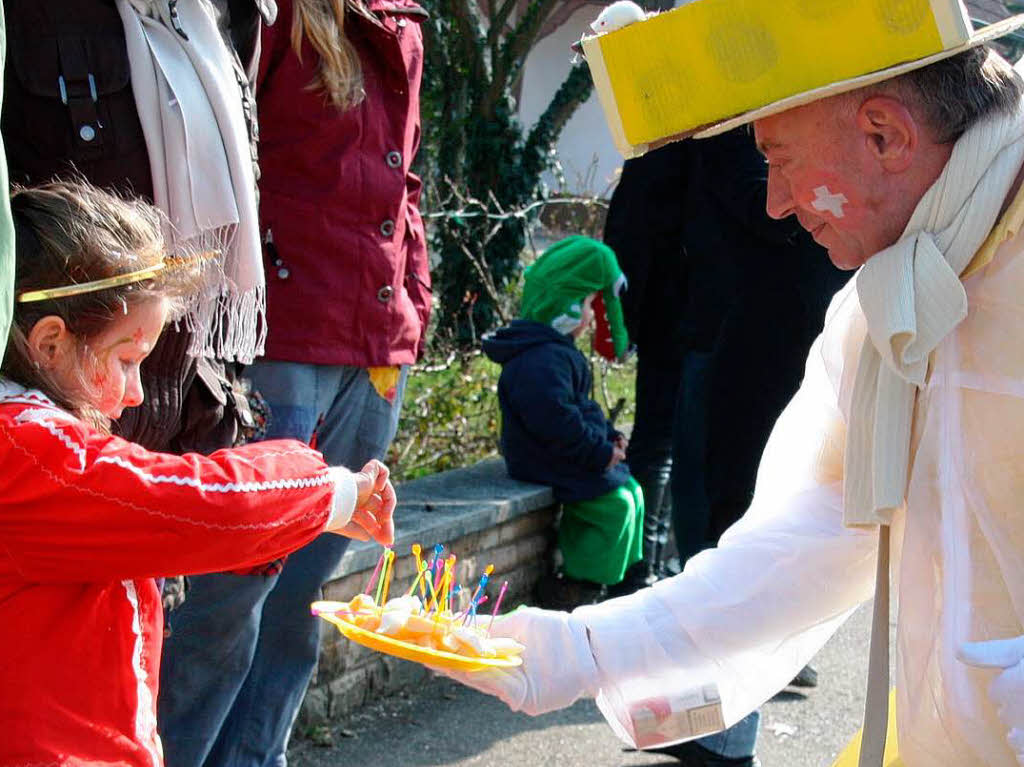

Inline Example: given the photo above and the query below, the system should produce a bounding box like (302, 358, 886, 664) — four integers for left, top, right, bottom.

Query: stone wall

(298, 459, 556, 726)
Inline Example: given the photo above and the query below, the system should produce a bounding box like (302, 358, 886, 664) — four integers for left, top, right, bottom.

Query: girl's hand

(330, 460, 396, 545)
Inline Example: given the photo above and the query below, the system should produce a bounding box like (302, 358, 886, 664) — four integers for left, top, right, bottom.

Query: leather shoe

(790, 663, 818, 688)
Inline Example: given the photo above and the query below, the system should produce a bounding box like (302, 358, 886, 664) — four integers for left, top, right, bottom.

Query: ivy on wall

(418, 0, 596, 346)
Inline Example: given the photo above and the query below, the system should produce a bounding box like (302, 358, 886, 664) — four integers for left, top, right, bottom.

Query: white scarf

(844, 99, 1024, 527)
(115, 0, 266, 363)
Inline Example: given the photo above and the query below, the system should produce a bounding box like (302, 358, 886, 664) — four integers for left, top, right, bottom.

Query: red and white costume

(0, 380, 355, 765)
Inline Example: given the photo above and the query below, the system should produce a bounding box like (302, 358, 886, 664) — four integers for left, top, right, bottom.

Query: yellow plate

(313, 602, 523, 673)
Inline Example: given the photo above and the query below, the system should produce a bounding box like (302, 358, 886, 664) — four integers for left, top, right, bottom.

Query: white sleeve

(574, 285, 879, 749)
(325, 466, 358, 530)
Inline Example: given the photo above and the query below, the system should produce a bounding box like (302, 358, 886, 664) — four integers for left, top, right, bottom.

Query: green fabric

(520, 235, 629, 358)
(559, 476, 644, 585)
(0, 1, 11, 367)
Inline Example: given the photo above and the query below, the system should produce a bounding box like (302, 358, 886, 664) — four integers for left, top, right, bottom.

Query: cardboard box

(583, 0, 973, 157)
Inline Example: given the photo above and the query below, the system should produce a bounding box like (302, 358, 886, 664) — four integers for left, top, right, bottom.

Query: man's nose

(765, 168, 795, 220)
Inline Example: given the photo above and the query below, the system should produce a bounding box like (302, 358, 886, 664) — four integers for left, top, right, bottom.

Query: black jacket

(697, 129, 850, 536)
(483, 321, 630, 503)
(603, 140, 691, 364)
(603, 127, 848, 539)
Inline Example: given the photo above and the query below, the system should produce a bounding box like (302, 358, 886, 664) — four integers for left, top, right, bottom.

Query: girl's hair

(1, 181, 183, 423)
(291, 0, 374, 109)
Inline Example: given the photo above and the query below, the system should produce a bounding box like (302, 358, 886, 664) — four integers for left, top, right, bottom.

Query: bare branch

(536, 0, 597, 42)
(459, 241, 511, 325)
(451, 0, 490, 83)
(487, 0, 560, 112)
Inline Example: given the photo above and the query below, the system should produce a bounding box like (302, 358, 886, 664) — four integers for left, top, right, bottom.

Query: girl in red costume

(0, 181, 397, 765)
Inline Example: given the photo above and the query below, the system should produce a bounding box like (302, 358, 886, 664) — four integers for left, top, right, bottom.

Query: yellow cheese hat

(582, 0, 1024, 158)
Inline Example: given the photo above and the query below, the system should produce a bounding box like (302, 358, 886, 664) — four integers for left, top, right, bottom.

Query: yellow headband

(16, 263, 167, 303)
(15, 251, 219, 304)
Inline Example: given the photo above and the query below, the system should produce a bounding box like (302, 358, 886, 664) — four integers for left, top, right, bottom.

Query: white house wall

(517, 5, 624, 197)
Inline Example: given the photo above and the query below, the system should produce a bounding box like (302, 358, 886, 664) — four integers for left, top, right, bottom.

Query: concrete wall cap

(330, 459, 555, 580)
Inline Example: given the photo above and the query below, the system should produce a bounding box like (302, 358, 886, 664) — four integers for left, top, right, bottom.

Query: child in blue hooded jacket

(483, 236, 644, 607)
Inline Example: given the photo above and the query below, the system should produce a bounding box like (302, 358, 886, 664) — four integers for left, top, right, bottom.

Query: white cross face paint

(810, 185, 849, 219)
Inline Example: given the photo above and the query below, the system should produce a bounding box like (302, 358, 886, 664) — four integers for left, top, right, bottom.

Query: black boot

(790, 663, 819, 688)
(533, 572, 605, 611)
(643, 741, 760, 767)
(605, 560, 658, 599)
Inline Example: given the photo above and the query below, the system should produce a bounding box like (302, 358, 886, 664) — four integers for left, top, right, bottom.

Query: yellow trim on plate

(316, 607, 524, 672)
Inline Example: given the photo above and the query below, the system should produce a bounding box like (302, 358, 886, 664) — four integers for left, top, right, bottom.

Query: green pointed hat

(521, 235, 629, 360)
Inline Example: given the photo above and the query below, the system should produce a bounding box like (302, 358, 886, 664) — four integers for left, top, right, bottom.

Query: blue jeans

(159, 362, 408, 767)
(698, 711, 760, 759)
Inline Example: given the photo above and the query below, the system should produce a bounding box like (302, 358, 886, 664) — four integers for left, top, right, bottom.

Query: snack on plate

(311, 544, 524, 671)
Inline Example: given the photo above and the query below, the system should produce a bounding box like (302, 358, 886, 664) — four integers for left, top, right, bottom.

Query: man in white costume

(445, 33, 1024, 767)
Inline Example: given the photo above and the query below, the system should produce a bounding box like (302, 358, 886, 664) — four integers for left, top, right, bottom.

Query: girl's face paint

(69, 298, 169, 418)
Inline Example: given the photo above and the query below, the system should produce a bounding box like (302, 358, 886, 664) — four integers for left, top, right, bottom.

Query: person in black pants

(674, 126, 848, 567)
(603, 139, 692, 593)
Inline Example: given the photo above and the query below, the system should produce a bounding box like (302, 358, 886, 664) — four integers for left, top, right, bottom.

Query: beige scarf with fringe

(115, 0, 266, 363)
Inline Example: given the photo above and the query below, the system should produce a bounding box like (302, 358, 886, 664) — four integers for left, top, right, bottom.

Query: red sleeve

(0, 403, 335, 582)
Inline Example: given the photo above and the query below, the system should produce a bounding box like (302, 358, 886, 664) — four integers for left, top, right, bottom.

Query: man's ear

(26, 315, 74, 369)
(856, 96, 918, 173)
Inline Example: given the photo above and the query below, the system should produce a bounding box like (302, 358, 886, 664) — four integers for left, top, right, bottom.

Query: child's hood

(519, 235, 630, 361)
(481, 320, 572, 364)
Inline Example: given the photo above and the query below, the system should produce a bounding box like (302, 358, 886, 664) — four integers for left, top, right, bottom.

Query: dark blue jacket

(482, 320, 631, 503)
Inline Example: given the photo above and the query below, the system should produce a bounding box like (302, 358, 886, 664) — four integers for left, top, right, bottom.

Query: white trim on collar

(0, 378, 60, 409)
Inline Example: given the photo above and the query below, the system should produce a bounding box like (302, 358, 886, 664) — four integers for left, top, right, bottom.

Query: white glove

(438, 606, 599, 716)
(958, 635, 1024, 764)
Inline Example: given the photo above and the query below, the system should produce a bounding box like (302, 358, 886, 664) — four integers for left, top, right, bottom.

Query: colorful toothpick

(374, 548, 393, 606)
(487, 581, 509, 632)
(406, 559, 428, 597)
(439, 557, 455, 613)
(446, 555, 457, 613)
(469, 564, 494, 607)
(423, 566, 439, 613)
(380, 549, 396, 605)
(463, 564, 494, 625)
(411, 544, 426, 600)
(363, 548, 388, 596)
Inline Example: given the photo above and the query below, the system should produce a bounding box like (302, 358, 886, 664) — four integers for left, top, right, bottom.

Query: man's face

(754, 100, 890, 270)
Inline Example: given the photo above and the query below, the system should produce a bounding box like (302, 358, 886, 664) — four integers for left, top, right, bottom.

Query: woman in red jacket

(157, 1, 431, 763)
(0, 181, 396, 765)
